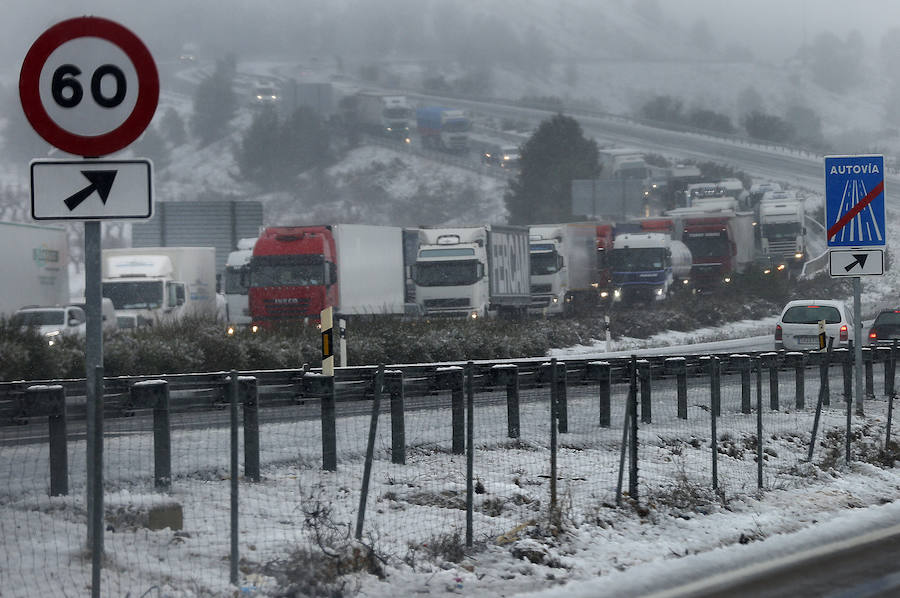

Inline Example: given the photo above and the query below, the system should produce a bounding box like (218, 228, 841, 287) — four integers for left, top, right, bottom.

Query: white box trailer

(529, 223, 598, 314)
(332, 224, 407, 315)
(0, 221, 69, 318)
(101, 247, 218, 323)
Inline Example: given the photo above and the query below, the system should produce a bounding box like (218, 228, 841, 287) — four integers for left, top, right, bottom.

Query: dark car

(868, 309, 900, 344)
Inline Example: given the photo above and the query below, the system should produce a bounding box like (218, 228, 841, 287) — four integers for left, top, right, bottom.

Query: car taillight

(775, 324, 782, 341)
(840, 325, 848, 341)
(870, 329, 878, 340)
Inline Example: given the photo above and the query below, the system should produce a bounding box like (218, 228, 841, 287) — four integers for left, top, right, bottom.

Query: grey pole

(84, 221, 103, 561)
(853, 277, 864, 418)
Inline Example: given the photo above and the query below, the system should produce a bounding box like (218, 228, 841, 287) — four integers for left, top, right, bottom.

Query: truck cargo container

(416, 106, 470, 152)
(0, 221, 69, 318)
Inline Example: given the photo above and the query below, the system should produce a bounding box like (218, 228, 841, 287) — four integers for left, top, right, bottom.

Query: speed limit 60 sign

(19, 17, 159, 157)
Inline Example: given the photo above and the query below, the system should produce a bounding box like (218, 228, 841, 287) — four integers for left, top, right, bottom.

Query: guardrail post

(837, 348, 852, 404)
(761, 352, 779, 410)
(130, 380, 171, 490)
(819, 350, 832, 407)
(491, 365, 520, 439)
(863, 347, 875, 400)
(437, 366, 466, 453)
(304, 372, 337, 471)
(240, 376, 260, 483)
(730, 355, 752, 414)
(587, 361, 611, 427)
(785, 352, 806, 410)
(385, 370, 405, 465)
(665, 357, 688, 420)
(638, 359, 652, 423)
(24, 385, 68, 497)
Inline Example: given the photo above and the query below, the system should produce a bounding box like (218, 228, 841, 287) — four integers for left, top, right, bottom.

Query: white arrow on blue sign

(824, 154, 886, 248)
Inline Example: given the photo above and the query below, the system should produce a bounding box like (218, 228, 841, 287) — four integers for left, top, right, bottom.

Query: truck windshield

(250, 255, 326, 287)
(224, 265, 250, 295)
(444, 119, 470, 133)
(618, 165, 648, 180)
(102, 280, 164, 309)
(683, 234, 728, 258)
(384, 107, 410, 119)
(530, 251, 561, 275)
(611, 248, 666, 271)
(763, 222, 801, 239)
(414, 260, 480, 286)
(15, 311, 65, 326)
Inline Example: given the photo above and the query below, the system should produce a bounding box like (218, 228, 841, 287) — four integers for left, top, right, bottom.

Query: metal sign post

(824, 154, 887, 431)
(19, 17, 158, 597)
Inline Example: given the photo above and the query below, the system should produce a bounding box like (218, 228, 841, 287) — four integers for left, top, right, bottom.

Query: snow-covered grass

(2, 364, 899, 597)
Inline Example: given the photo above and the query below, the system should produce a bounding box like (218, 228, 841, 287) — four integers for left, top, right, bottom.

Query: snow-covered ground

(3, 361, 898, 597)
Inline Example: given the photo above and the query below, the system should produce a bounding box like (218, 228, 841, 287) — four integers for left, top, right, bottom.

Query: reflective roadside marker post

(320, 307, 337, 470)
(322, 307, 334, 376)
(19, 17, 158, 590)
(825, 155, 887, 436)
(818, 320, 826, 350)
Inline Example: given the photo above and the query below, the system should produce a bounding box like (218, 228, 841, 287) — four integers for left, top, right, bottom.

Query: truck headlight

(723, 276, 732, 283)
(470, 311, 479, 320)
(599, 290, 609, 298)
(613, 289, 621, 299)
(656, 287, 664, 296)
(794, 252, 804, 260)
(777, 264, 786, 271)
(227, 325, 236, 336)
(250, 325, 259, 333)
(552, 296, 559, 304)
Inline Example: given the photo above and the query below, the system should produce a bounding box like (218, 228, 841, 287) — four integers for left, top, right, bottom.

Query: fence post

(820, 349, 831, 407)
(437, 366, 466, 453)
(356, 365, 384, 541)
(881, 345, 895, 398)
(385, 370, 406, 465)
(755, 357, 763, 489)
(130, 380, 171, 490)
(24, 385, 68, 497)
(240, 377, 260, 483)
(466, 362, 474, 548)
(628, 356, 639, 501)
(229, 371, 239, 586)
(785, 352, 805, 410)
(550, 358, 558, 512)
(638, 359, 652, 423)
(666, 357, 688, 420)
(587, 361, 611, 427)
(710, 357, 719, 490)
(491, 365, 520, 439)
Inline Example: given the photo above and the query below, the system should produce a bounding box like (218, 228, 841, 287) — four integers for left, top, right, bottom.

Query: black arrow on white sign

(64, 170, 117, 211)
(844, 254, 870, 272)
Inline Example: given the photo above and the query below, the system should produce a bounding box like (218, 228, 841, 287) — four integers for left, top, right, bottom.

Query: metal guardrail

(1, 348, 886, 430)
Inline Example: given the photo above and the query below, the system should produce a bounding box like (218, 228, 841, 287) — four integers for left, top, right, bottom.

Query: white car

(775, 299, 852, 351)
(14, 305, 87, 346)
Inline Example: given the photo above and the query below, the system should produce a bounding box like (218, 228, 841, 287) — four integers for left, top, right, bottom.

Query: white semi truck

(101, 247, 218, 325)
(757, 197, 806, 270)
(355, 91, 413, 141)
(0, 221, 69, 318)
(528, 223, 598, 316)
(412, 226, 530, 319)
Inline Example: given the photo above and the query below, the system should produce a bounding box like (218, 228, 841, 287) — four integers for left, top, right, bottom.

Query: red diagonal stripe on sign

(827, 180, 884, 240)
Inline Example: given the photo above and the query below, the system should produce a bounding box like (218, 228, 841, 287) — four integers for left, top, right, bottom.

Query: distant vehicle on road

(775, 300, 851, 351)
(868, 309, 900, 344)
(253, 84, 279, 105)
(13, 305, 86, 346)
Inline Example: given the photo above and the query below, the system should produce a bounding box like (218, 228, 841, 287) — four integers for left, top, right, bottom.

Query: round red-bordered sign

(19, 16, 159, 157)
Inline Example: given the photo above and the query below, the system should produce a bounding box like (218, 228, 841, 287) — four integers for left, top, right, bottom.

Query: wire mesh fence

(0, 347, 897, 596)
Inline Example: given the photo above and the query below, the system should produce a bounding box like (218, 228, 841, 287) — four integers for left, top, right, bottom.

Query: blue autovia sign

(824, 154, 886, 247)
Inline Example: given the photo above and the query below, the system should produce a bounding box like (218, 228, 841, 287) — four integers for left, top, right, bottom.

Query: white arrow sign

(828, 248, 884, 277)
(31, 158, 153, 220)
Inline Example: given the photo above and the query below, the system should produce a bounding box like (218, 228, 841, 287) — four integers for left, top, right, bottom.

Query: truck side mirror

(175, 284, 186, 306)
(409, 264, 419, 284)
(558, 256, 565, 269)
(477, 263, 485, 279)
(329, 262, 338, 285)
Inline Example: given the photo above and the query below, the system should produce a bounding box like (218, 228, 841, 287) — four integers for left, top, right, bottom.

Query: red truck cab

(680, 217, 734, 286)
(249, 226, 337, 327)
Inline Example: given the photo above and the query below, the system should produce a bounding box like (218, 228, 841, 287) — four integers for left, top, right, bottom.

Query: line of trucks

(342, 91, 473, 153)
(1, 178, 807, 336)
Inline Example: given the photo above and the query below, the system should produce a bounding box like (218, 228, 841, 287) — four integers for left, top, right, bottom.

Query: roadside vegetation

(0, 273, 849, 382)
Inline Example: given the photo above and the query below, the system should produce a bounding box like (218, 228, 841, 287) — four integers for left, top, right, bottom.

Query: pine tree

(504, 114, 599, 225)
(191, 60, 237, 146)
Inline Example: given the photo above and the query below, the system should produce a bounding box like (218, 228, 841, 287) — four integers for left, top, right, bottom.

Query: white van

(69, 297, 118, 331)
